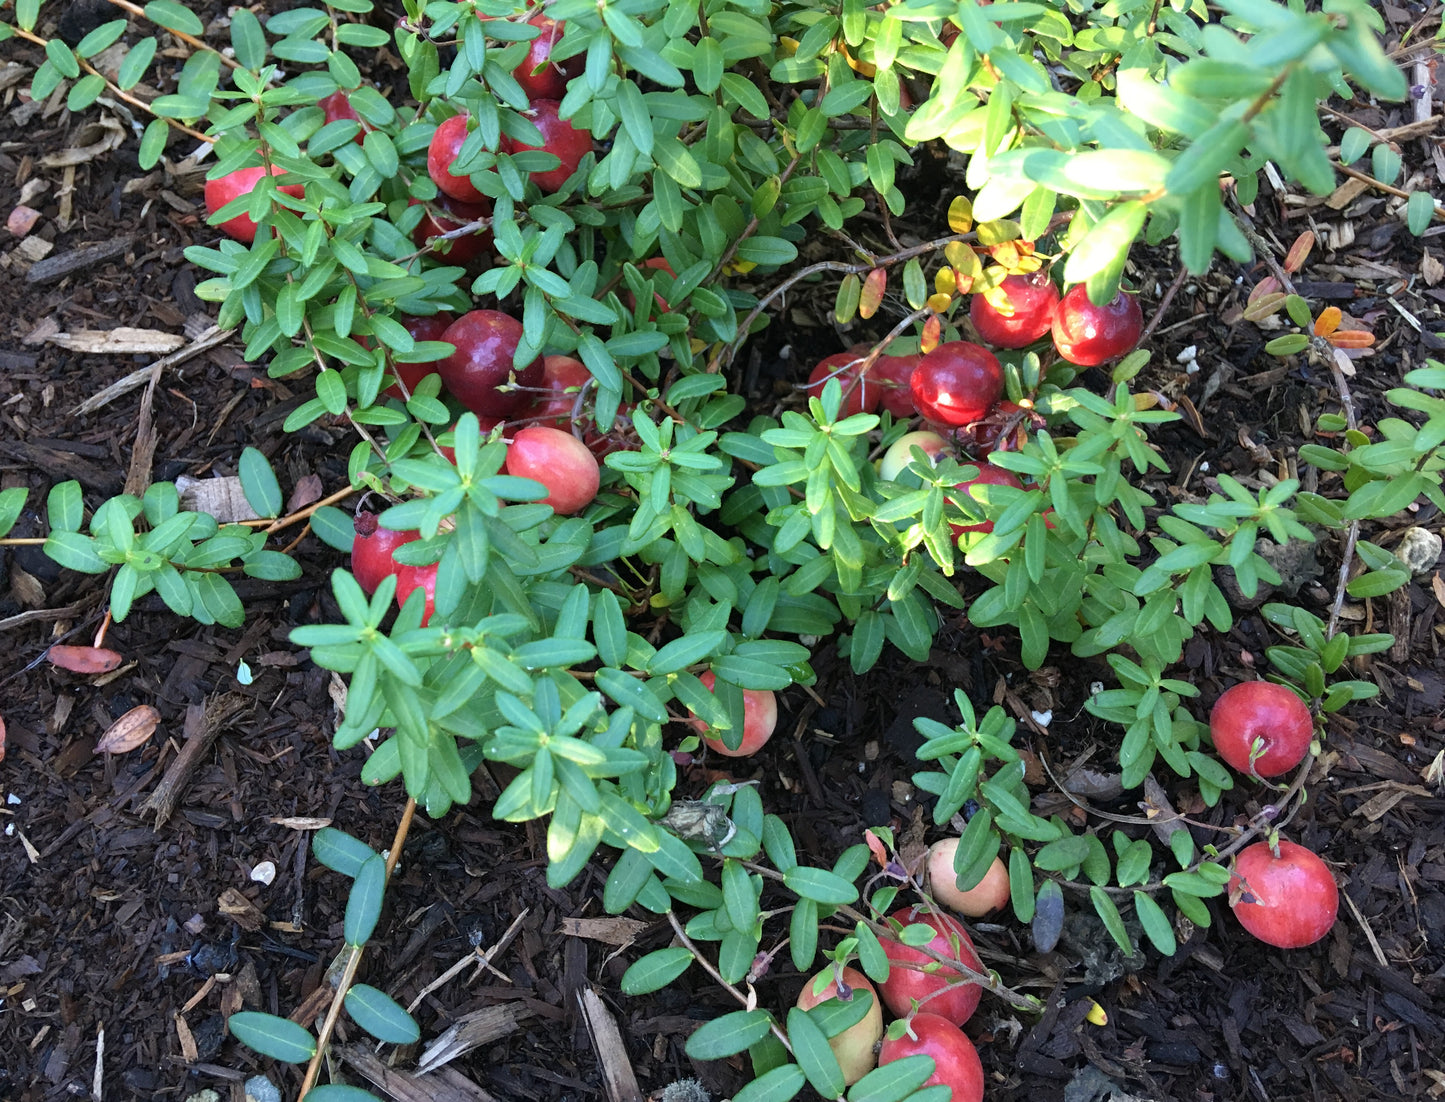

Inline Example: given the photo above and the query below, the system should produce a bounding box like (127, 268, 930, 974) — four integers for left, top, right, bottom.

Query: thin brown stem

(297, 797, 417, 1097)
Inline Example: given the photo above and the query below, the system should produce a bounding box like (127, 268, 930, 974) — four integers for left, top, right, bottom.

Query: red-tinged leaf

(1283, 231, 1315, 274)
(0, 713, 6, 762)
(48, 645, 124, 674)
(864, 828, 889, 869)
(1313, 306, 1342, 337)
(1327, 329, 1376, 349)
(859, 268, 886, 320)
(96, 704, 161, 754)
(1246, 275, 1281, 304)
(921, 315, 942, 354)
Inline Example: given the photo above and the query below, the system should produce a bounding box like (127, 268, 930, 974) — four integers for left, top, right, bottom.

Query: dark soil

(3, 9, 1445, 1102)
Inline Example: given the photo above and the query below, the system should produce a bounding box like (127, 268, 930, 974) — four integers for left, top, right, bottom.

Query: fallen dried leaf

(48, 645, 124, 674)
(285, 472, 323, 513)
(36, 118, 125, 167)
(97, 704, 161, 754)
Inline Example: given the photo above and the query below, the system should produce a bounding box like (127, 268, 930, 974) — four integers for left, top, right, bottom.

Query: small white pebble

(250, 861, 277, 886)
(4, 824, 12, 837)
(1175, 345, 1198, 364)
(6, 794, 20, 805)
(1089, 681, 1105, 696)
(1031, 709, 1053, 728)
(1199, 461, 1210, 472)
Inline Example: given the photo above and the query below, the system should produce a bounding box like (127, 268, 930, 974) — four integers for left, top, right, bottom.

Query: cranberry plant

(2, 0, 1437, 1095)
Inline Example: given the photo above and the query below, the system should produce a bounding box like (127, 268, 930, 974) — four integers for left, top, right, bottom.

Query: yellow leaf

(948, 195, 974, 235)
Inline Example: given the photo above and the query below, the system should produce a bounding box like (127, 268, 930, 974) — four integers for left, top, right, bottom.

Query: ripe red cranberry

(394, 561, 437, 625)
(877, 1012, 984, 1102)
(1050, 285, 1144, 366)
(317, 90, 370, 143)
(427, 114, 487, 204)
(949, 461, 1023, 535)
(408, 196, 493, 264)
(805, 352, 878, 419)
(505, 425, 601, 515)
(351, 514, 418, 594)
(1210, 681, 1314, 778)
(203, 165, 305, 244)
(437, 310, 544, 418)
(382, 313, 455, 400)
(688, 670, 778, 757)
(867, 352, 922, 418)
(878, 906, 984, 1026)
(1230, 840, 1338, 948)
(910, 342, 1003, 427)
(969, 273, 1060, 349)
(514, 14, 582, 100)
(503, 100, 590, 193)
(527, 354, 592, 425)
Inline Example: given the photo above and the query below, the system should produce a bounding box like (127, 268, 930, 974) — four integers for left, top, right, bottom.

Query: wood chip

(216, 887, 265, 932)
(176, 475, 261, 522)
(47, 328, 187, 355)
(24, 237, 132, 284)
(561, 916, 650, 949)
(415, 1004, 532, 1075)
(578, 988, 644, 1102)
(338, 1043, 500, 1102)
(96, 705, 161, 754)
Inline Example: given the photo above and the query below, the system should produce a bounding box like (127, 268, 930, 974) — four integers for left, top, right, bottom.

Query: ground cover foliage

(1, 0, 1443, 1098)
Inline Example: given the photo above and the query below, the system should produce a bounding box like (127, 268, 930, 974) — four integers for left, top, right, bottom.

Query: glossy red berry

(514, 14, 582, 100)
(970, 273, 1060, 349)
(1230, 840, 1338, 949)
(428, 114, 487, 204)
(503, 100, 591, 193)
(910, 342, 1003, 427)
(203, 165, 305, 244)
(805, 352, 878, 419)
(1050, 285, 1143, 366)
(437, 310, 544, 418)
(382, 313, 456, 400)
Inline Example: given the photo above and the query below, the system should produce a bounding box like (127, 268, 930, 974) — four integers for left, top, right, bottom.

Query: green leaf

(303, 1087, 382, 1102)
(138, 118, 169, 170)
(75, 19, 127, 58)
(230, 8, 267, 68)
(344, 984, 421, 1044)
(1407, 191, 1436, 236)
(238, 446, 283, 517)
(733, 1064, 805, 1102)
(654, 137, 702, 188)
(0, 486, 27, 538)
(1133, 890, 1177, 955)
(782, 866, 859, 905)
(786, 1007, 845, 1098)
(226, 1011, 317, 1063)
(44, 531, 108, 574)
(1063, 201, 1147, 286)
(1090, 886, 1133, 955)
(144, 0, 205, 36)
(621, 946, 694, 994)
(685, 1009, 774, 1060)
(344, 853, 387, 946)
(118, 36, 158, 90)
(847, 1054, 936, 1102)
(311, 506, 356, 552)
